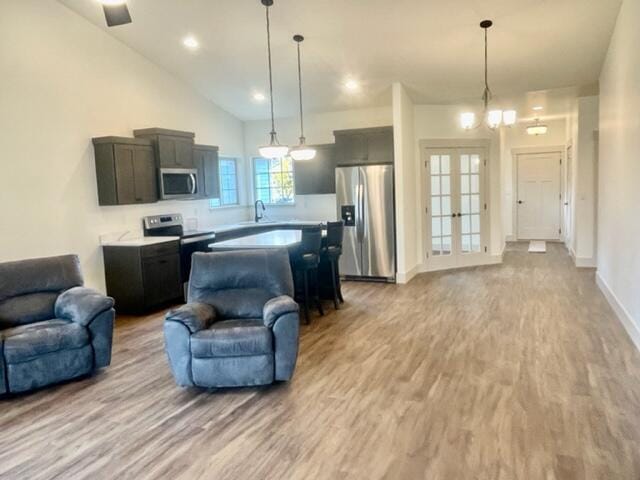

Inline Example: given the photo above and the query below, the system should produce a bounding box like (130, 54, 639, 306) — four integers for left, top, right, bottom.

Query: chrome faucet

(254, 200, 266, 223)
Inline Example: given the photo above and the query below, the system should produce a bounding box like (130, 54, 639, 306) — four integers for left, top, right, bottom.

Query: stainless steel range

(143, 214, 215, 289)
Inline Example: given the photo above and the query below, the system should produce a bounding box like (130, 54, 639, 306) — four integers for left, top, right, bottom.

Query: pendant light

(461, 20, 516, 131)
(289, 35, 316, 161)
(258, 0, 289, 159)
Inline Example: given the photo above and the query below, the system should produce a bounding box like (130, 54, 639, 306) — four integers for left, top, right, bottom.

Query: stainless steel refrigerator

(336, 165, 396, 281)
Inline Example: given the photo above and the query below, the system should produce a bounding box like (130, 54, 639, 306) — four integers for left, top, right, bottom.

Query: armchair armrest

(263, 295, 299, 328)
(165, 303, 216, 333)
(54, 287, 115, 327)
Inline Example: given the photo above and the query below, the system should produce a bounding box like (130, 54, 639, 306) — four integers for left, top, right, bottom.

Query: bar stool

(321, 221, 345, 310)
(292, 225, 324, 324)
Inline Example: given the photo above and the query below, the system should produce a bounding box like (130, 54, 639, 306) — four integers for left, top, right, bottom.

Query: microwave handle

(189, 174, 197, 195)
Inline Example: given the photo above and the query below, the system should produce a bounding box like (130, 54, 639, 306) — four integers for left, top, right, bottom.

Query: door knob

(518, 200, 524, 204)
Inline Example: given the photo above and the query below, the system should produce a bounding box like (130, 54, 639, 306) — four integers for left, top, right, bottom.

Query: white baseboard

(418, 252, 503, 274)
(396, 264, 420, 284)
(505, 235, 516, 242)
(596, 271, 640, 352)
(575, 256, 597, 268)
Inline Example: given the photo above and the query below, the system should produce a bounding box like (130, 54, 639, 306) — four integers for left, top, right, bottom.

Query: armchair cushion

(166, 303, 216, 333)
(190, 319, 272, 358)
(2, 319, 89, 363)
(54, 287, 114, 327)
(263, 296, 299, 328)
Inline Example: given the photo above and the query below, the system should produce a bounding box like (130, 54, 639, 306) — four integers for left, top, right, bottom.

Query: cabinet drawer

(140, 241, 180, 259)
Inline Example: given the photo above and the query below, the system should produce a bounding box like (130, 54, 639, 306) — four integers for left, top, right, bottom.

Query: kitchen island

(209, 229, 322, 251)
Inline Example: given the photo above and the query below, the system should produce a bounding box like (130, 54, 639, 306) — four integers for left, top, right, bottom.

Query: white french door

(516, 152, 561, 240)
(424, 148, 488, 271)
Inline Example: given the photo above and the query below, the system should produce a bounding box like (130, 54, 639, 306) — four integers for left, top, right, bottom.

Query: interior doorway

(516, 151, 562, 240)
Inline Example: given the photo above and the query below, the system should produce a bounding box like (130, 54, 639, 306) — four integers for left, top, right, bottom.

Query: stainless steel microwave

(159, 168, 198, 200)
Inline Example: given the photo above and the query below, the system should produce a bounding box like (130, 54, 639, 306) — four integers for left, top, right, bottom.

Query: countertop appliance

(143, 214, 215, 287)
(159, 168, 198, 200)
(336, 165, 396, 282)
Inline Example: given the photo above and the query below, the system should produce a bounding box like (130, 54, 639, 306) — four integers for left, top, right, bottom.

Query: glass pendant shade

(503, 110, 517, 126)
(487, 110, 503, 129)
(259, 143, 289, 159)
(461, 112, 476, 130)
(290, 144, 316, 161)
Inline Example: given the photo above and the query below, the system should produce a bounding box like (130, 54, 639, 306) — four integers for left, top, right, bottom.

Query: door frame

(420, 139, 491, 272)
(513, 146, 564, 241)
(511, 146, 565, 242)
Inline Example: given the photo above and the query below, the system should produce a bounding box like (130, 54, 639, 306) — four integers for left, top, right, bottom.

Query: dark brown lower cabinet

(103, 241, 182, 314)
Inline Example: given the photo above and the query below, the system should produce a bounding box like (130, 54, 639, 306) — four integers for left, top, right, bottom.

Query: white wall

(242, 106, 393, 221)
(0, 0, 248, 292)
(597, 0, 640, 347)
(392, 83, 418, 282)
(413, 105, 503, 259)
(500, 118, 567, 241)
(574, 96, 599, 265)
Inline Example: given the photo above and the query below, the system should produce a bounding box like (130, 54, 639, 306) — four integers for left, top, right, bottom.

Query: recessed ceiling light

(532, 106, 544, 111)
(252, 92, 266, 102)
(344, 79, 360, 92)
(97, 0, 127, 5)
(182, 36, 199, 50)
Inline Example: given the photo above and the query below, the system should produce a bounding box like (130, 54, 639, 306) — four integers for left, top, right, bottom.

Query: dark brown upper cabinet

(133, 128, 195, 168)
(92, 137, 158, 206)
(193, 144, 220, 199)
(333, 126, 394, 166)
(294, 144, 337, 195)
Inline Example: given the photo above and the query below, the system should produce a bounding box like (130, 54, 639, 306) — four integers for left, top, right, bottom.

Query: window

(253, 157, 295, 205)
(209, 157, 239, 207)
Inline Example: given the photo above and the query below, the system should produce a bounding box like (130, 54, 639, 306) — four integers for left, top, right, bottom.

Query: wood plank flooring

(2, 242, 640, 479)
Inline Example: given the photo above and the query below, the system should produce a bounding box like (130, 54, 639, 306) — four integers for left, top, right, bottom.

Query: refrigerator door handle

(356, 183, 364, 242)
(359, 180, 366, 242)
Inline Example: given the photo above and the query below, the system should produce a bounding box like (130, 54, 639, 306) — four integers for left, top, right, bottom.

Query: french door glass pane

(459, 153, 482, 255)
(430, 154, 452, 256)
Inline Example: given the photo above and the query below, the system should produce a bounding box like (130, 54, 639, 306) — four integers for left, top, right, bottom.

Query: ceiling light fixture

(182, 36, 200, 50)
(257, 0, 289, 160)
(461, 20, 516, 130)
(527, 118, 548, 136)
(344, 79, 360, 92)
(289, 35, 316, 162)
(98, 0, 131, 27)
(532, 106, 544, 111)
(252, 92, 266, 102)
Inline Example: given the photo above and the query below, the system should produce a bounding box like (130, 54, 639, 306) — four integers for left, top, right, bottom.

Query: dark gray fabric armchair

(0, 255, 115, 394)
(164, 249, 300, 388)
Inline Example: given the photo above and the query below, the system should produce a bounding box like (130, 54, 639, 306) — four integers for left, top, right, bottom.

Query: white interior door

(517, 152, 561, 240)
(424, 147, 487, 271)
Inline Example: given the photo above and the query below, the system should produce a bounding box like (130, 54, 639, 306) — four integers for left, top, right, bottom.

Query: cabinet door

(366, 129, 394, 164)
(335, 133, 368, 164)
(202, 150, 220, 198)
(133, 146, 158, 203)
(193, 149, 206, 198)
(157, 137, 177, 167)
(175, 139, 194, 167)
(294, 144, 336, 194)
(113, 144, 137, 204)
(142, 254, 182, 308)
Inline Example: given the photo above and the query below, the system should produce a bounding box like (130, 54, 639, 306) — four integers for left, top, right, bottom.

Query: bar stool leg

(330, 260, 339, 310)
(303, 269, 310, 324)
(314, 268, 324, 316)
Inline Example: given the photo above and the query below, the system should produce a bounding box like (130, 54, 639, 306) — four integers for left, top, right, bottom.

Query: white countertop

(210, 230, 303, 249)
(211, 220, 325, 234)
(102, 236, 180, 247)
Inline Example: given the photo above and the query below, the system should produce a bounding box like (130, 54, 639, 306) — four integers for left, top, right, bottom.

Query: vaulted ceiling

(59, 0, 622, 120)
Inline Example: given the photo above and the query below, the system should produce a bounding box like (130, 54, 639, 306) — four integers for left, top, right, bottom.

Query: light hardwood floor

(2, 242, 640, 479)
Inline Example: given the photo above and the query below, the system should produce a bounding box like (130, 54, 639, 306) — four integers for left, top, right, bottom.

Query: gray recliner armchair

(0, 255, 115, 394)
(164, 249, 300, 389)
